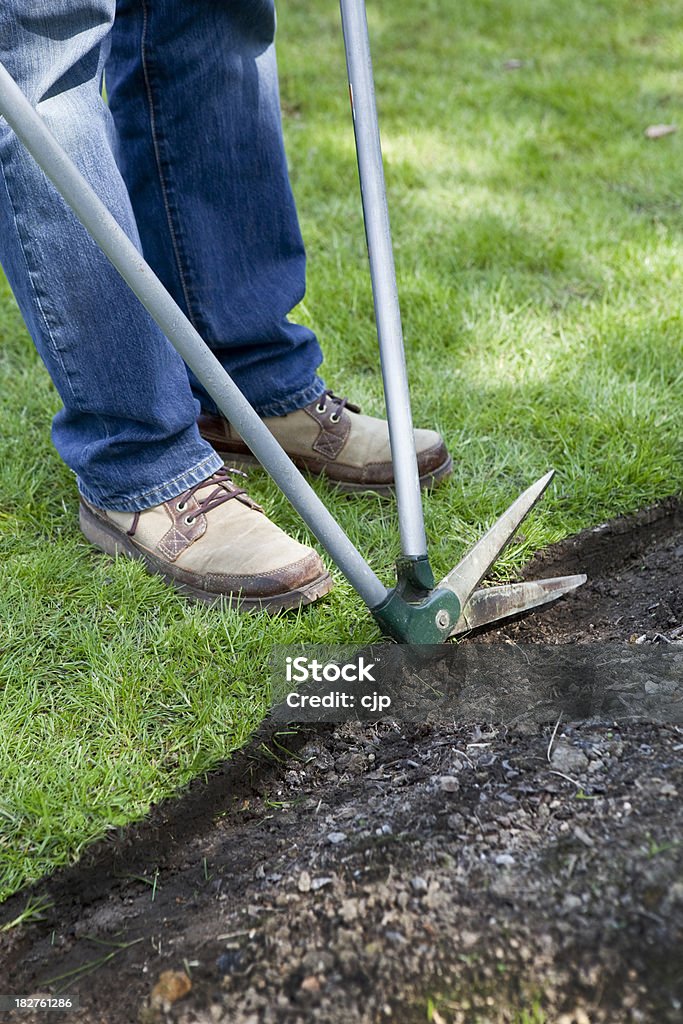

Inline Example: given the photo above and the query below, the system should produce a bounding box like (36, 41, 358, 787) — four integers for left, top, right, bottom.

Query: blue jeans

(0, 0, 326, 510)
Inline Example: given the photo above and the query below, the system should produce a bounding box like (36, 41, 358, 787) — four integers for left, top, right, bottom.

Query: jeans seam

(140, 0, 196, 326)
(0, 152, 78, 406)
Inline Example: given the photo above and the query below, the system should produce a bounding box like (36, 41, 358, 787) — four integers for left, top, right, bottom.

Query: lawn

(1, 0, 681, 901)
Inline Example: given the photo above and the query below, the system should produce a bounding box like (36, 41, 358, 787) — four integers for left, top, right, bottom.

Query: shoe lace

(127, 467, 254, 537)
(315, 391, 358, 422)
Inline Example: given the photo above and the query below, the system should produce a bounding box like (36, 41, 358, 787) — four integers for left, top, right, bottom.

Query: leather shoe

(198, 392, 452, 494)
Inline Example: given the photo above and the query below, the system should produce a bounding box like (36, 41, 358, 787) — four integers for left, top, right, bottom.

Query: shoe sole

(79, 503, 334, 613)
(218, 453, 454, 495)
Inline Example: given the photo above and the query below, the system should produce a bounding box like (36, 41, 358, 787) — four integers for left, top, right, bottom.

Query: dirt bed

(1, 499, 682, 1024)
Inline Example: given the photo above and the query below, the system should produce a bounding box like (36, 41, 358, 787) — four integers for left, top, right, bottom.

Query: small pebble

(150, 970, 191, 1009)
(297, 871, 312, 893)
(551, 739, 589, 773)
(340, 899, 358, 922)
(573, 826, 594, 848)
(494, 853, 515, 867)
(311, 876, 334, 890)
(300, 975, 320, 993)
(216, 950, 242, 975)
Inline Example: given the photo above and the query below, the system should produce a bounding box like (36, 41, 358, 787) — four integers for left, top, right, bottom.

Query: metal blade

(438, 470, 556, 607)
(449, 574, 587, 636)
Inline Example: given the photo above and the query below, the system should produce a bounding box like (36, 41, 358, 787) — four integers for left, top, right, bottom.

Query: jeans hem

(200, 375, 327, 419)
(77, 450, 225, 512)
(256, 374, 327, 416)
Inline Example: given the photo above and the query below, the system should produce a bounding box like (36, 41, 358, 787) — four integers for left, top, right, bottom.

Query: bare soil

(1, 499, 682, 1024)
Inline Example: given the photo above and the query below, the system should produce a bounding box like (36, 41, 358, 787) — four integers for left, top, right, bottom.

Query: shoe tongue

(201, 467, 244, 491)
(188, 475, 230, 502)
(206, 470, 236, 490)
(328, 393, 360, 414)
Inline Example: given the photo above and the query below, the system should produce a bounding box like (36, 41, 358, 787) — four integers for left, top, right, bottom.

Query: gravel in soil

(0, 499, 682, 1024)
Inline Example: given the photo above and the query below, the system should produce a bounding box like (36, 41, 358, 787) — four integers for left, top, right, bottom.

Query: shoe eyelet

(184, 514, 196, 525)
(330, 413, 340, 423)
(315, 402, 327, 414)
(176, 501, 187, 512)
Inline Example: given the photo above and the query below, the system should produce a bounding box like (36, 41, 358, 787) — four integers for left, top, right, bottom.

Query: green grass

(1, 0, 682, 900)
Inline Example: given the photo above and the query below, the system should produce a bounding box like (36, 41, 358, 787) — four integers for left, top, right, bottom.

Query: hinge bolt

(435, 609, 451, 631)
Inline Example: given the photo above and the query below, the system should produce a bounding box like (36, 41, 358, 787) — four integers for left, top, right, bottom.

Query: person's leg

(0, 0, 331, 608)
(0, 0, 223, 511)
(105, 0, 450, 494)
(106, 0, 326, 418)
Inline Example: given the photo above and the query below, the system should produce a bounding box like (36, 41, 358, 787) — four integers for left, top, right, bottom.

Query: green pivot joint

(371, 555, 461, 643)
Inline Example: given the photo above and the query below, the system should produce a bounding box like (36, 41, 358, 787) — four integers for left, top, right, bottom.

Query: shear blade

(449, 574, 587, 636)
(438, 470, 556, 608)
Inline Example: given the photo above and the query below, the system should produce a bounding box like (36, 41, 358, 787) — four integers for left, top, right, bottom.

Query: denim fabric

(0, 0, 326, 510)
